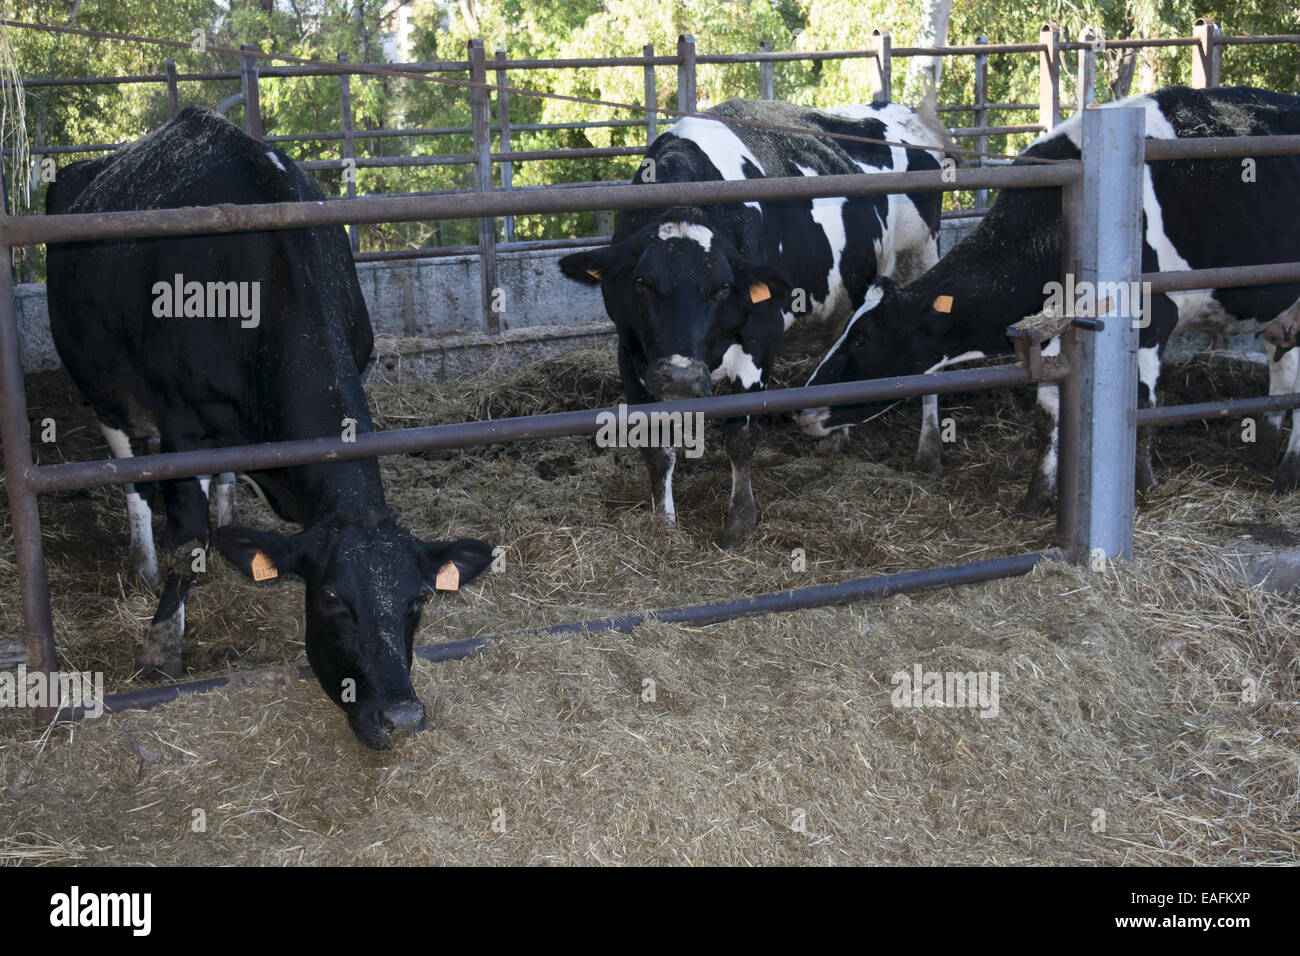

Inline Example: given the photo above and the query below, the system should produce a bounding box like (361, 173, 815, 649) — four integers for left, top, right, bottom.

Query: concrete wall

(14, 218, 1261, 381)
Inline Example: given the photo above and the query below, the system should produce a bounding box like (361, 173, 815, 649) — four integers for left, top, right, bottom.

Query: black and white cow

(45, 107, 493, 749)
(559, 97, 950, 544)
(798, 86, 1300, 508)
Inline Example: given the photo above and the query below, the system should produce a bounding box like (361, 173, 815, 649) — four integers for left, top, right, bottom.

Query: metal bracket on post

(643, 44, 658, 145)
(1038, 24, 1061, 132)
(677, 35, 697, 113)
(468, 40, 500, 335)
(337, 53, 359, 253)
(759, 40, 774, 100)
(1074, 105, 1145, 563)
(869, 30, 891, 104)
(165, 57, 180, 118)
(240, 44, 264, 140)
(1191, 18, 1221, 89)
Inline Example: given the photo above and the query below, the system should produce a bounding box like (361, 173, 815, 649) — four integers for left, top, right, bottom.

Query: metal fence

(6, 98, 1300, 716)
(13, 19, 1300, 330)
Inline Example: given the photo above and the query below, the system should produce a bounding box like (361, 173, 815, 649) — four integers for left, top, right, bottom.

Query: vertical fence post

(240, 44, 264, 139)
(496, 49, 515, 243)
(469, 39, 500, 334)
(337, 53, 359, 253)
(677, 34, 697, 112)
(643, 44, 658, 145)
(165, 57, 180, 118)
(1038, 24, 1060, 132)
(869, 29, 891, 104)
(973, 35, 988, 208)
(1191, 18, 1221, 89)
(0, 227, 57, 721)
(1056, 172, 1084, 558)
(1078, 31, 1097, 112)
(1074, 105, 1145, 563)
(759, 40, 774, 100)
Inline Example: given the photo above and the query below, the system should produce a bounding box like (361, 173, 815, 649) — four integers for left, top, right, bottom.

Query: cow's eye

(714, 282, 732, 301)
(318, 587, 347, 613)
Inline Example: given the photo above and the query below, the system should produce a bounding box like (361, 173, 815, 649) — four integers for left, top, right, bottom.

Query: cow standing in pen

(798, 86, 1300, 507)
(45, 107, 493, 749)
(560, 97, 952, 545)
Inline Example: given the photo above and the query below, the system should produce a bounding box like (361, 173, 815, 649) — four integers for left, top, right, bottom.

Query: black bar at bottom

(56, 551, 1050, 719)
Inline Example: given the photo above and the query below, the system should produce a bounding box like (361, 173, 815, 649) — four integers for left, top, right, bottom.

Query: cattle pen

(3, 75, 1300, 718)
(2, 18, 1300, 868)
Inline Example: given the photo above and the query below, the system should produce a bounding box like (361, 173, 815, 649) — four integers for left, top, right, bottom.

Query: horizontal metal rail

(5, 163, 1080, 247)
(26, 361, 1065, 494)
(1138, 392, 1300, 426)
(58, 551, 1050, 719)
(1143, 261, 1300, 294)
(1144, 135, 1300, 161)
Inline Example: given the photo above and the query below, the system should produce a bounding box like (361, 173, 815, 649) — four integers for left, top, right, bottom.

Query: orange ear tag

(251, 550, 278, 582)
(586, 268, 602, 280)
(435, 562, 460, 592)
(933, 295, 954, 313)
(749, 282, 771, 303)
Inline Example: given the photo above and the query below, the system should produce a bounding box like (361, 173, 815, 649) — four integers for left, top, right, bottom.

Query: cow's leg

(139, 474, 209, 678)
(640, 444, 677, 523)
(721, 415, 758, 547)
(916, 394, 943, 475)
(100, 425, 162, 591)
(1015, 381, 1060, 518)
(1134, 296, 1178, 494)
(213, 471, 237, 526)
(1270, 346, 1300, 491)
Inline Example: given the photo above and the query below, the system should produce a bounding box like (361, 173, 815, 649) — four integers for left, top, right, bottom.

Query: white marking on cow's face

(266, 150, 287, 173)
(808, 283, 886, 385)
(667, 116, 765, 211)
(668, 354, 696, 368)
(658, 221, 713, 251)
(711, 343, 763, 389)
(924, 351, 987, 375)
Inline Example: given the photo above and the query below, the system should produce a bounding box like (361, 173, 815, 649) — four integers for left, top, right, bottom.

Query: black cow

(798, 86, 1300, 507)
(559, 97, 950, 545)
(45, 107, 493, 749)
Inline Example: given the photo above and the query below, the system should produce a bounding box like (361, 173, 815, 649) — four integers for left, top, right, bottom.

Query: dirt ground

(1, 349, 1297, 865)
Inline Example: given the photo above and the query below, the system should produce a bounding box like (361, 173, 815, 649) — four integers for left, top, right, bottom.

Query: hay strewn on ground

(1, 348, 1297, 864)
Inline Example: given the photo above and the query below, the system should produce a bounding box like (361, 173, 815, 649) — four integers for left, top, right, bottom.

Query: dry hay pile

(1, 348, 1297, 865)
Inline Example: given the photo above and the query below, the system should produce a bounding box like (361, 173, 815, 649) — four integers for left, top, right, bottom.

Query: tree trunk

(905, 0, 953, 96)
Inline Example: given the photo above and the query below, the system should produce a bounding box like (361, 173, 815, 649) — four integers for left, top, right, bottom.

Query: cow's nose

(649, 357, 711, 400)
(378, 699, 427, 740)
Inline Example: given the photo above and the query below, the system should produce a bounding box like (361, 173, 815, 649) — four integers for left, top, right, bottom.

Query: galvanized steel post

(468, 39, 500, 334)
(1075, 105, 1144, 562)
(677, 35, 697, 112)
(870, 30, 891, 104)
(338, 53, 359, 252)
(643, 44, 658, 144)
(759, 40, 774, 100)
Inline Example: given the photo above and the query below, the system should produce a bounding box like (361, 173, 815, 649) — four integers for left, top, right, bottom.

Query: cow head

(798, 278, 961, 435)
(214, 513, 493, 750)
(559, 209, 789, 400)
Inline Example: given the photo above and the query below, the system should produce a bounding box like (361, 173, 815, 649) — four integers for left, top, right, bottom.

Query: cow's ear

(213, 525, 303, 583)
(738, 265, 791, 308)
(559, 247, 623, 285)
(418, 538, 494, 592)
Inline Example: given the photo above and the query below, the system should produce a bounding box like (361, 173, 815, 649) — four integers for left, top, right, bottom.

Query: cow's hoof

(1013, 494, 1050, 520)
(720, 504, 758, 548)
(1273, 457, 1300, 494)
(139, 610, 184, 679)
(814, 429, 849, 456)
(915, 449, 943, 476)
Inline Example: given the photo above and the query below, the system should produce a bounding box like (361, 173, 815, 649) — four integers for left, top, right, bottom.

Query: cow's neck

(269, 338, 389, 528)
